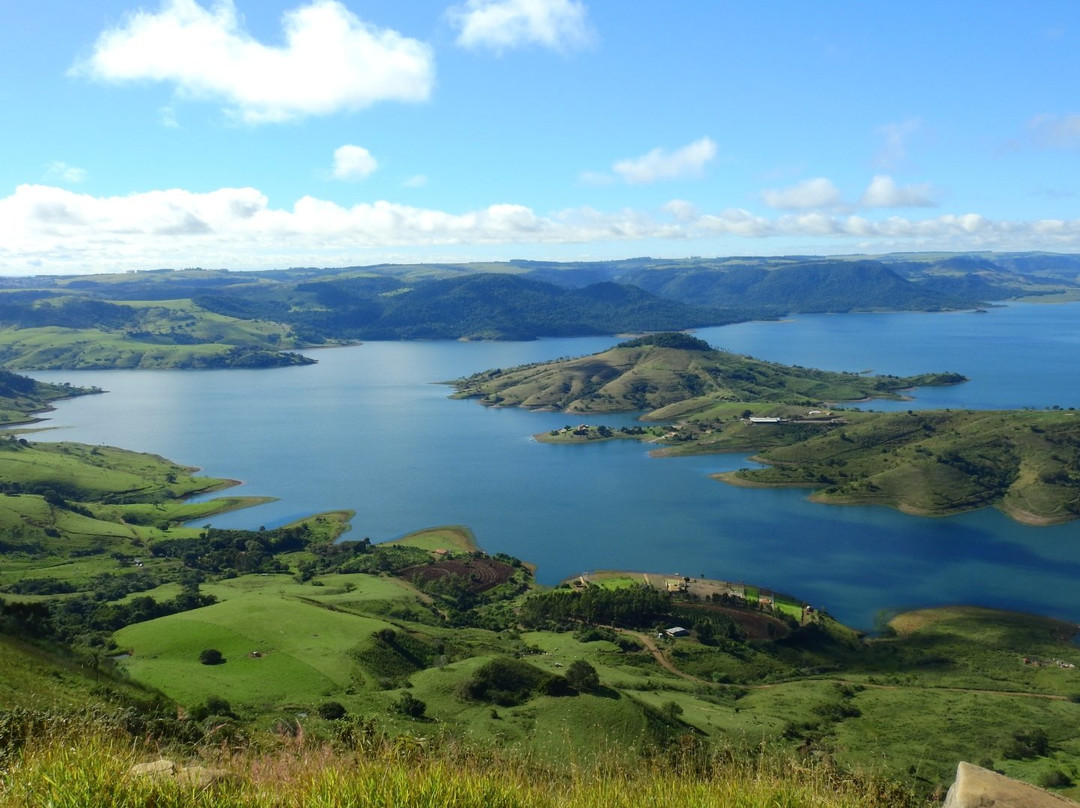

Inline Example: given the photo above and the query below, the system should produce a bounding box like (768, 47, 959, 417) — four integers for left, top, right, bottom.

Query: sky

(2, 0, 1080, 275)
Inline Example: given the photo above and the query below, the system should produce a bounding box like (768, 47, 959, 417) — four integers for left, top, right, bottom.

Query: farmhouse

(664, 626, 690, 638)
(665, 578, 688, 593)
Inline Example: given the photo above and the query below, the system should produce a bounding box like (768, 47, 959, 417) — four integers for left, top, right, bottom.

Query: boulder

(944, 762, 1077, 807)
(128, 759, 231, 790)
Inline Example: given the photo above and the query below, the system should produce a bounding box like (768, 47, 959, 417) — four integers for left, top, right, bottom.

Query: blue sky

(2, 0, 1080, 274)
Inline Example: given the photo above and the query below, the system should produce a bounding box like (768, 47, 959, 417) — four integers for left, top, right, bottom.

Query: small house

(664, 626, 690, 638)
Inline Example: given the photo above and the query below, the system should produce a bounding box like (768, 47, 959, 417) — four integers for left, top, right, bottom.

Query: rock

(128, 759, 176, 779)
(128, 759, 232, 790)
(943, 762, 1077, 807)
(175, 765, 231, 790)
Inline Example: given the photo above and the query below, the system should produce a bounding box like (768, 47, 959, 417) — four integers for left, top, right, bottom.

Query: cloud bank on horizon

(2, 0, 1079, 273)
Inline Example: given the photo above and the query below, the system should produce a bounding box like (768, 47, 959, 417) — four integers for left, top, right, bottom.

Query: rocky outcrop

(128, 759, 231, 790)
(944, 762, 1077, 807)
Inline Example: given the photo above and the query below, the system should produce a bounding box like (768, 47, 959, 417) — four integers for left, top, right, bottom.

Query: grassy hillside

(0, 368, 98, 426)
(0, 438, 261, 555)
(451, 333, 964, 414)
(0, 293, 313, 370)
(709, 408, 1080, 524)
(6, 556, 1080, 799)
(1, 724, 922, 808)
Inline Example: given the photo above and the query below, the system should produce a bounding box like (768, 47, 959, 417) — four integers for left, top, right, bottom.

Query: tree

(565, 660, 600, 693)
(199, 648, 224, 665)
(393, 692, 426, 719)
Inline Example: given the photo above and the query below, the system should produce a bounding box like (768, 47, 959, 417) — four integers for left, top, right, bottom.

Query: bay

(26, 302, 1080, 630)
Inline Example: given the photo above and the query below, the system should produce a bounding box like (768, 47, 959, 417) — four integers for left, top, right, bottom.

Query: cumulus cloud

(331, 145, 378, 180)
(44, 161, 87, 184)
(860, 175, 936, 208)
(611, 137, 717, 185)
(1028, 114, 1080, 150)
(3, 184, 1080, 274)
(71, 0, 434, 124)
(875, 118, 921, 169)
(760, 178, 843, 210)
(450, 0, 593, 54)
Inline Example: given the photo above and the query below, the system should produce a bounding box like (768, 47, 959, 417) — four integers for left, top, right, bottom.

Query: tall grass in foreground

(0, 716, 921, 808)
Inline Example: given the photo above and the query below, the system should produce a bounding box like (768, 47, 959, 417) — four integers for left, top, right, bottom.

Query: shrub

(1039, 770, 1072, 789)
(317, 701, 347, 721)
(393, 692, 426, 719)
(198, 648, 224, 665)
(189, 695, 234, 722)
(460, 657, 565, 706)
(565, 660, 600, 693)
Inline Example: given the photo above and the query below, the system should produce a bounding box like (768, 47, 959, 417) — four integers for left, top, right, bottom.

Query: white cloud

(403, 174, 428, 188)
(3, 184, 1080, 274)
(72, 0, 434, 124)
(1028, 114, 1080, 150)
(761, 177, 843, 210)
(332, 145, 378, 180)
(860, 175, 936, 208)
(450, 0, 592, 54)
(663, 199, 698, 222)
(44, 161, 87, 184)
(875, 118, 921, 169)
(612, 137, 717, 185)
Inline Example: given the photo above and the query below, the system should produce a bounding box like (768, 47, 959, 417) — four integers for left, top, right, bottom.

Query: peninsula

(452, 334, 1080, 524)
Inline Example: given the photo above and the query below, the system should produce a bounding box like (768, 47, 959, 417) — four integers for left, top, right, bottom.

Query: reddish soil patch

(399, 557, 515, 593)
(680, 602, 792, 640)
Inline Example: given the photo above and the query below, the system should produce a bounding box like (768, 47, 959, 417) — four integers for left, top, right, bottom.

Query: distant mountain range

(0, 252, 1076, 368)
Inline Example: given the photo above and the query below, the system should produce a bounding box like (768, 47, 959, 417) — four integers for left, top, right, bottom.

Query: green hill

(0, 367, 97, 425)
(451, 333, 964, 414)
(712, 408, 1080, 524)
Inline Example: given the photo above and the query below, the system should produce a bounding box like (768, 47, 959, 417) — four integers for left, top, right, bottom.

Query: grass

(708, 409, 1080, 524)
(383, 525, 477, 554)
(452, 337, 962, 415)
(6, 560, 1080, 798)
(114, 580, 395, 710)
(0, 297, 309, 370)
(0, 439, 274, 590)
(0, 716, 922, 808)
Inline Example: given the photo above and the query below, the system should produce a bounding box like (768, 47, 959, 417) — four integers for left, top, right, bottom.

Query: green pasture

(114, 582, 395, 710)
(383, 525, 477, 553)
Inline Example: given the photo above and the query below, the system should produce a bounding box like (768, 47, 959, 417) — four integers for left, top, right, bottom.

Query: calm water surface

(27, 302, 1080, 629)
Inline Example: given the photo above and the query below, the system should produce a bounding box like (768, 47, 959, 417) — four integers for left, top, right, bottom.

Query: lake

(26, 302, 1080, 630)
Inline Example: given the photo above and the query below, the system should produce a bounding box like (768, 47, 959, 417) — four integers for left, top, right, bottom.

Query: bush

(459, 657, 566, 706)
(565, 660, 600, 693)
(189, 695, 234, 722)
(198, 648, 224, 665)
(317, 701, 347, 721)
(393, 692, 426, 719)
(1039, 770, 1072, 789)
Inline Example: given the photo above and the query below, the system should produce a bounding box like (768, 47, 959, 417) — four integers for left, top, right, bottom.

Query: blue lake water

(25, 302, 1080, 630)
